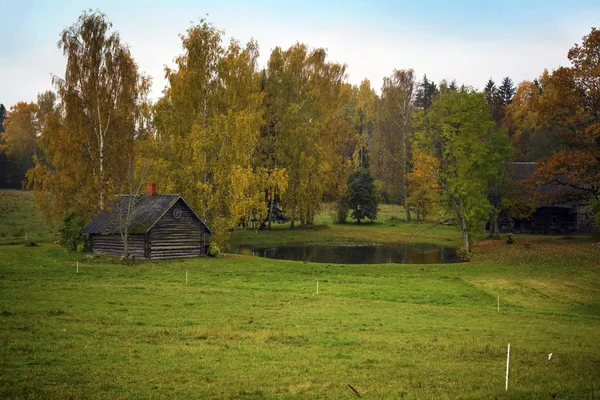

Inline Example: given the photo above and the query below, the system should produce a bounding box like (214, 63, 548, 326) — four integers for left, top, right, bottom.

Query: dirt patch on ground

(472, 239, 503, 250)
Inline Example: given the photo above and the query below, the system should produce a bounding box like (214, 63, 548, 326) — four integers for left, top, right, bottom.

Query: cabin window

(172, 208, 182, 220)
(551, 215, 558, 224)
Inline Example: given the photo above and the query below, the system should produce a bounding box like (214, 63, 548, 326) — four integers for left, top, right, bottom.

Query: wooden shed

(82, 184, 211, 259)
(495, 162, 594, 234)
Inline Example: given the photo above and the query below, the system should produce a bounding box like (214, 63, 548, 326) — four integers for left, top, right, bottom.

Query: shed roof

(82, 194, 211, 235)
(507, 162, 536, 182)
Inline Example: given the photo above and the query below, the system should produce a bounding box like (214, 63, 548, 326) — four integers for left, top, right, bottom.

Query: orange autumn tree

(504, 75, 550, 161)
(533, 28, 600, 206)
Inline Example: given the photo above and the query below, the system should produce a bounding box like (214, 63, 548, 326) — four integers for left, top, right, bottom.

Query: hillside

(0, 190, 57, 244)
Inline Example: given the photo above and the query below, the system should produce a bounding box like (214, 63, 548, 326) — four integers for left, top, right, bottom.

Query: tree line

(1, 10, 598, 250)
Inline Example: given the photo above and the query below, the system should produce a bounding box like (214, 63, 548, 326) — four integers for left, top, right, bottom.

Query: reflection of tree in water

(232, 244, 457, 264)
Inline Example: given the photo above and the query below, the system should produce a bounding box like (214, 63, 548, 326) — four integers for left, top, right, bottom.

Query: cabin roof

(507, 162, 536, 182)
(82, 194, 211, 235)
(506, 161, 590, 205)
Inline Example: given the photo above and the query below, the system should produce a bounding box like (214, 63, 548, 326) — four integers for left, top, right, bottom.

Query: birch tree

(28, 10, 149, 218)
(152, 21, 269, 246)
(261, 44, 351, 226)
(372, 69, 415, 220)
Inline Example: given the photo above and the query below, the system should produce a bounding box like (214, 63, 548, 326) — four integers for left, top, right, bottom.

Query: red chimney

(146, 182, 157, 196)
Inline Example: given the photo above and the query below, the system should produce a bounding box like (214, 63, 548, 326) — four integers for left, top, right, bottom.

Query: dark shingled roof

(507, 162, 536, 182)
(82, 194, 210, 235)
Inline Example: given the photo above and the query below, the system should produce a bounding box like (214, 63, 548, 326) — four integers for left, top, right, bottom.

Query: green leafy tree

(347, 169, 378, 224)
(485, 130, 512, 238)
(414, 87, 506, 252)
(59, 209, 88, 251)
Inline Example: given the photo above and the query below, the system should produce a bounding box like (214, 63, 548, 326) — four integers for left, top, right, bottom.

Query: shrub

(208, 242, 220, 257)
(59, 210, 88, 252)
(335, 199, 349, 224)
(456, 246, 471, 262)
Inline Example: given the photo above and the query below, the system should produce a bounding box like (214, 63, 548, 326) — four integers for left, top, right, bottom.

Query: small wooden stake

(76, 261, 79, 274)
(506, 343, 510, 391)
(316, 280, 319, 295)
(497, 295, 500, 311)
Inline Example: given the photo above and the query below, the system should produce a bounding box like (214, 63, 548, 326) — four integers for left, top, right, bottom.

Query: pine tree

(0, 104, 6, 133)
(347, 169, 378, 224)
(415, 74, 437, 109)
(484, 78, 496, 104)
(498, 77, 516, 106)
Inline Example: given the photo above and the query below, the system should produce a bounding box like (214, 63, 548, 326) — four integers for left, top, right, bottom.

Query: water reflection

(229, 243, 456, 264)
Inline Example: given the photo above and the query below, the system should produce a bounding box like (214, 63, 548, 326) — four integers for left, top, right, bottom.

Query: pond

(229, 243, 457, 264)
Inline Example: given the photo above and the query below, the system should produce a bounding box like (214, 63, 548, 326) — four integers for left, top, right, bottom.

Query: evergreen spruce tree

(0, 104, 6, 133)
(498, 77, 516, 106)
(415, 74, 438, 109)
(347, 169, 378, 224)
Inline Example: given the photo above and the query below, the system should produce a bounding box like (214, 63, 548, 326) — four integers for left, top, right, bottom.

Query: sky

(1, 0, 600, 108)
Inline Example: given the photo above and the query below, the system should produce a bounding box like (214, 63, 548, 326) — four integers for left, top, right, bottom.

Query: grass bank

(230, 204, 463, 249)
(0, 190, 57, 245)
(1, 238, 599, 398)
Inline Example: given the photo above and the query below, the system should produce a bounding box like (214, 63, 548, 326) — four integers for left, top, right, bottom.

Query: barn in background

(82, 183, 211, 259)
(496, 163, 594, 234)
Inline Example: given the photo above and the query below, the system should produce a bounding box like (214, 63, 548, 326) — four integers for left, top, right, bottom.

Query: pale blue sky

(1, 0, 599, 107)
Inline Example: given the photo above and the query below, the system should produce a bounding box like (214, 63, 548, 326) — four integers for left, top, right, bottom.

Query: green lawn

(1, 192, 599, 398)
(1, 238, 599, 399)
(230, 204, 463, 250)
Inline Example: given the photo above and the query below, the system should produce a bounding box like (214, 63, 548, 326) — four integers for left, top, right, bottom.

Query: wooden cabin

(496, 163, 594, 234)
(82, 183, 211, 259)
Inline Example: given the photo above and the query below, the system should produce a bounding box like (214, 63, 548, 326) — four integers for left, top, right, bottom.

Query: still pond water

(230, 243, 457, 264)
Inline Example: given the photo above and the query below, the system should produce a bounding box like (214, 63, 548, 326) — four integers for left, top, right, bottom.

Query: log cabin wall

(148, 199, 208, 259)
(90, 234, 147, 258)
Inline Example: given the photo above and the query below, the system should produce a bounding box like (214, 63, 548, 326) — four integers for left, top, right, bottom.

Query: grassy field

(0, 190, 57, 245)
(230, 204, 463, 250)
(1, 191, 599, 398)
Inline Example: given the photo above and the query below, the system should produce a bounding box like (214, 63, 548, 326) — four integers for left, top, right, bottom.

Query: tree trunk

(123, 228, 129, 257)
(460, 215, 470, 252)
(268, 199, 274, 230)
(403, 116, 411, 222)
(488, 216, 500, 238)
(404, 200, 411, 222)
